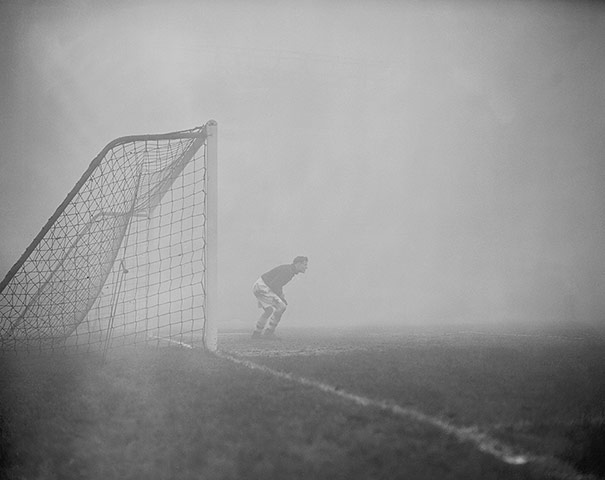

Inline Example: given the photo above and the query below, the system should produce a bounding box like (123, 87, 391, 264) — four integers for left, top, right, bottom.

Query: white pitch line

(457, 331, 587, 341)
(148, 335, 194, 349)
(148, 337, 539, 468)
(214, 350, 532, 467)
(150, 337, 587, 477)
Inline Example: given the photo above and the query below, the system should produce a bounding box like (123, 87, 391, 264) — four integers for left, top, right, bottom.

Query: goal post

(203, 120, 218, 352)
(0, 121, 219, 354)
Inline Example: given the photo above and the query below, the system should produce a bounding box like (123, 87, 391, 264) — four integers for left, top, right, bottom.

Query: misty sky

(1, 0, 604, 330)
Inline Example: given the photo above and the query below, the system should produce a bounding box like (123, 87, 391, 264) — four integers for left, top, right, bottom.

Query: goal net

(0, 121, 218, 354)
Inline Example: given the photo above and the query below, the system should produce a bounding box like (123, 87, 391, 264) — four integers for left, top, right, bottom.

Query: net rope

(0, 126, 209, 353)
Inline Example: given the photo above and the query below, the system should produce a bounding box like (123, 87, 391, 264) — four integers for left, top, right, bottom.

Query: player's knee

(263, 306, 275, 316)
(275, 303, 287, 314)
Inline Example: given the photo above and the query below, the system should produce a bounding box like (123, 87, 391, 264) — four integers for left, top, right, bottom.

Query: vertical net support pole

(203, 120, 218, 351)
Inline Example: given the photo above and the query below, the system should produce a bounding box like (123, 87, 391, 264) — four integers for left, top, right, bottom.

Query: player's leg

(264, 302, 286, 337)
(252, 278, 273, 337)
(252, 306, 274, 338)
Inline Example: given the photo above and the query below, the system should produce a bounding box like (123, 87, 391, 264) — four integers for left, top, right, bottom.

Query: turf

(1, 326, 603, 479)
(222, 326, 605, 477)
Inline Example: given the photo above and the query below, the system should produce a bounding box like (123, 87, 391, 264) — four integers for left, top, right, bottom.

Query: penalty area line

(214, 350, 532, 467)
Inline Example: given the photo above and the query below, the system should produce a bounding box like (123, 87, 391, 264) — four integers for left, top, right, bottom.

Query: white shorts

(252, 278, 286, 311)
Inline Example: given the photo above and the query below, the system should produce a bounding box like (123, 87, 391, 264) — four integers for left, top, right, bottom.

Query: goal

(0, 121, 218, 354)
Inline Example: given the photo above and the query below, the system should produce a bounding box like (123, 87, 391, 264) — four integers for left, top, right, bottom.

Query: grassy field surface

(1, 325, 604, 479)
(223, 327, 605, 471)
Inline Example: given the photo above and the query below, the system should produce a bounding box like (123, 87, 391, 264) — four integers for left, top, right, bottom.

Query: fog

(1, 0, 604, 332)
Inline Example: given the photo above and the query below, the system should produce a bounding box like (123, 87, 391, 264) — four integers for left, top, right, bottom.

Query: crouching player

(252, 256, 308, 339)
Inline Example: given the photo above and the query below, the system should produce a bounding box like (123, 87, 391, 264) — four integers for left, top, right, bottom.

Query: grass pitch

(1, 325, 604, 479)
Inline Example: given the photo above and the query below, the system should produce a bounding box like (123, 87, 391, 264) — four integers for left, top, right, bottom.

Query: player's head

(293, 256, 308, 273)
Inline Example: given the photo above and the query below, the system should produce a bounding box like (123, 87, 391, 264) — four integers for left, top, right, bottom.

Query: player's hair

(292, 256, 308, 264)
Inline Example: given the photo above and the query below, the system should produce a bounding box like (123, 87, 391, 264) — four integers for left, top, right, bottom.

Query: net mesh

(0, 125, 211, 353)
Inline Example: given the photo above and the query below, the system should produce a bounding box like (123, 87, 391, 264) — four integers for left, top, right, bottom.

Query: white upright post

(203, 120, 218, 351)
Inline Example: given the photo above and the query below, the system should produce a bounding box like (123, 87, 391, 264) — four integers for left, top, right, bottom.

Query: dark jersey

(261, 264, 297, 300)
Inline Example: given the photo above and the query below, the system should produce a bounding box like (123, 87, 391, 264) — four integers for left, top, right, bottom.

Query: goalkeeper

(252, 256, 308, 339)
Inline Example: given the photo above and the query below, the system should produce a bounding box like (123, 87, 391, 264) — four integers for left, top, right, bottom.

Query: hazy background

(1, 0, 604, 332)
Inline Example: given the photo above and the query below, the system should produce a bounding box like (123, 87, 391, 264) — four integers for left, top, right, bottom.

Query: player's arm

(276, 287, 287, 305)
(271, 284, 287, 305)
